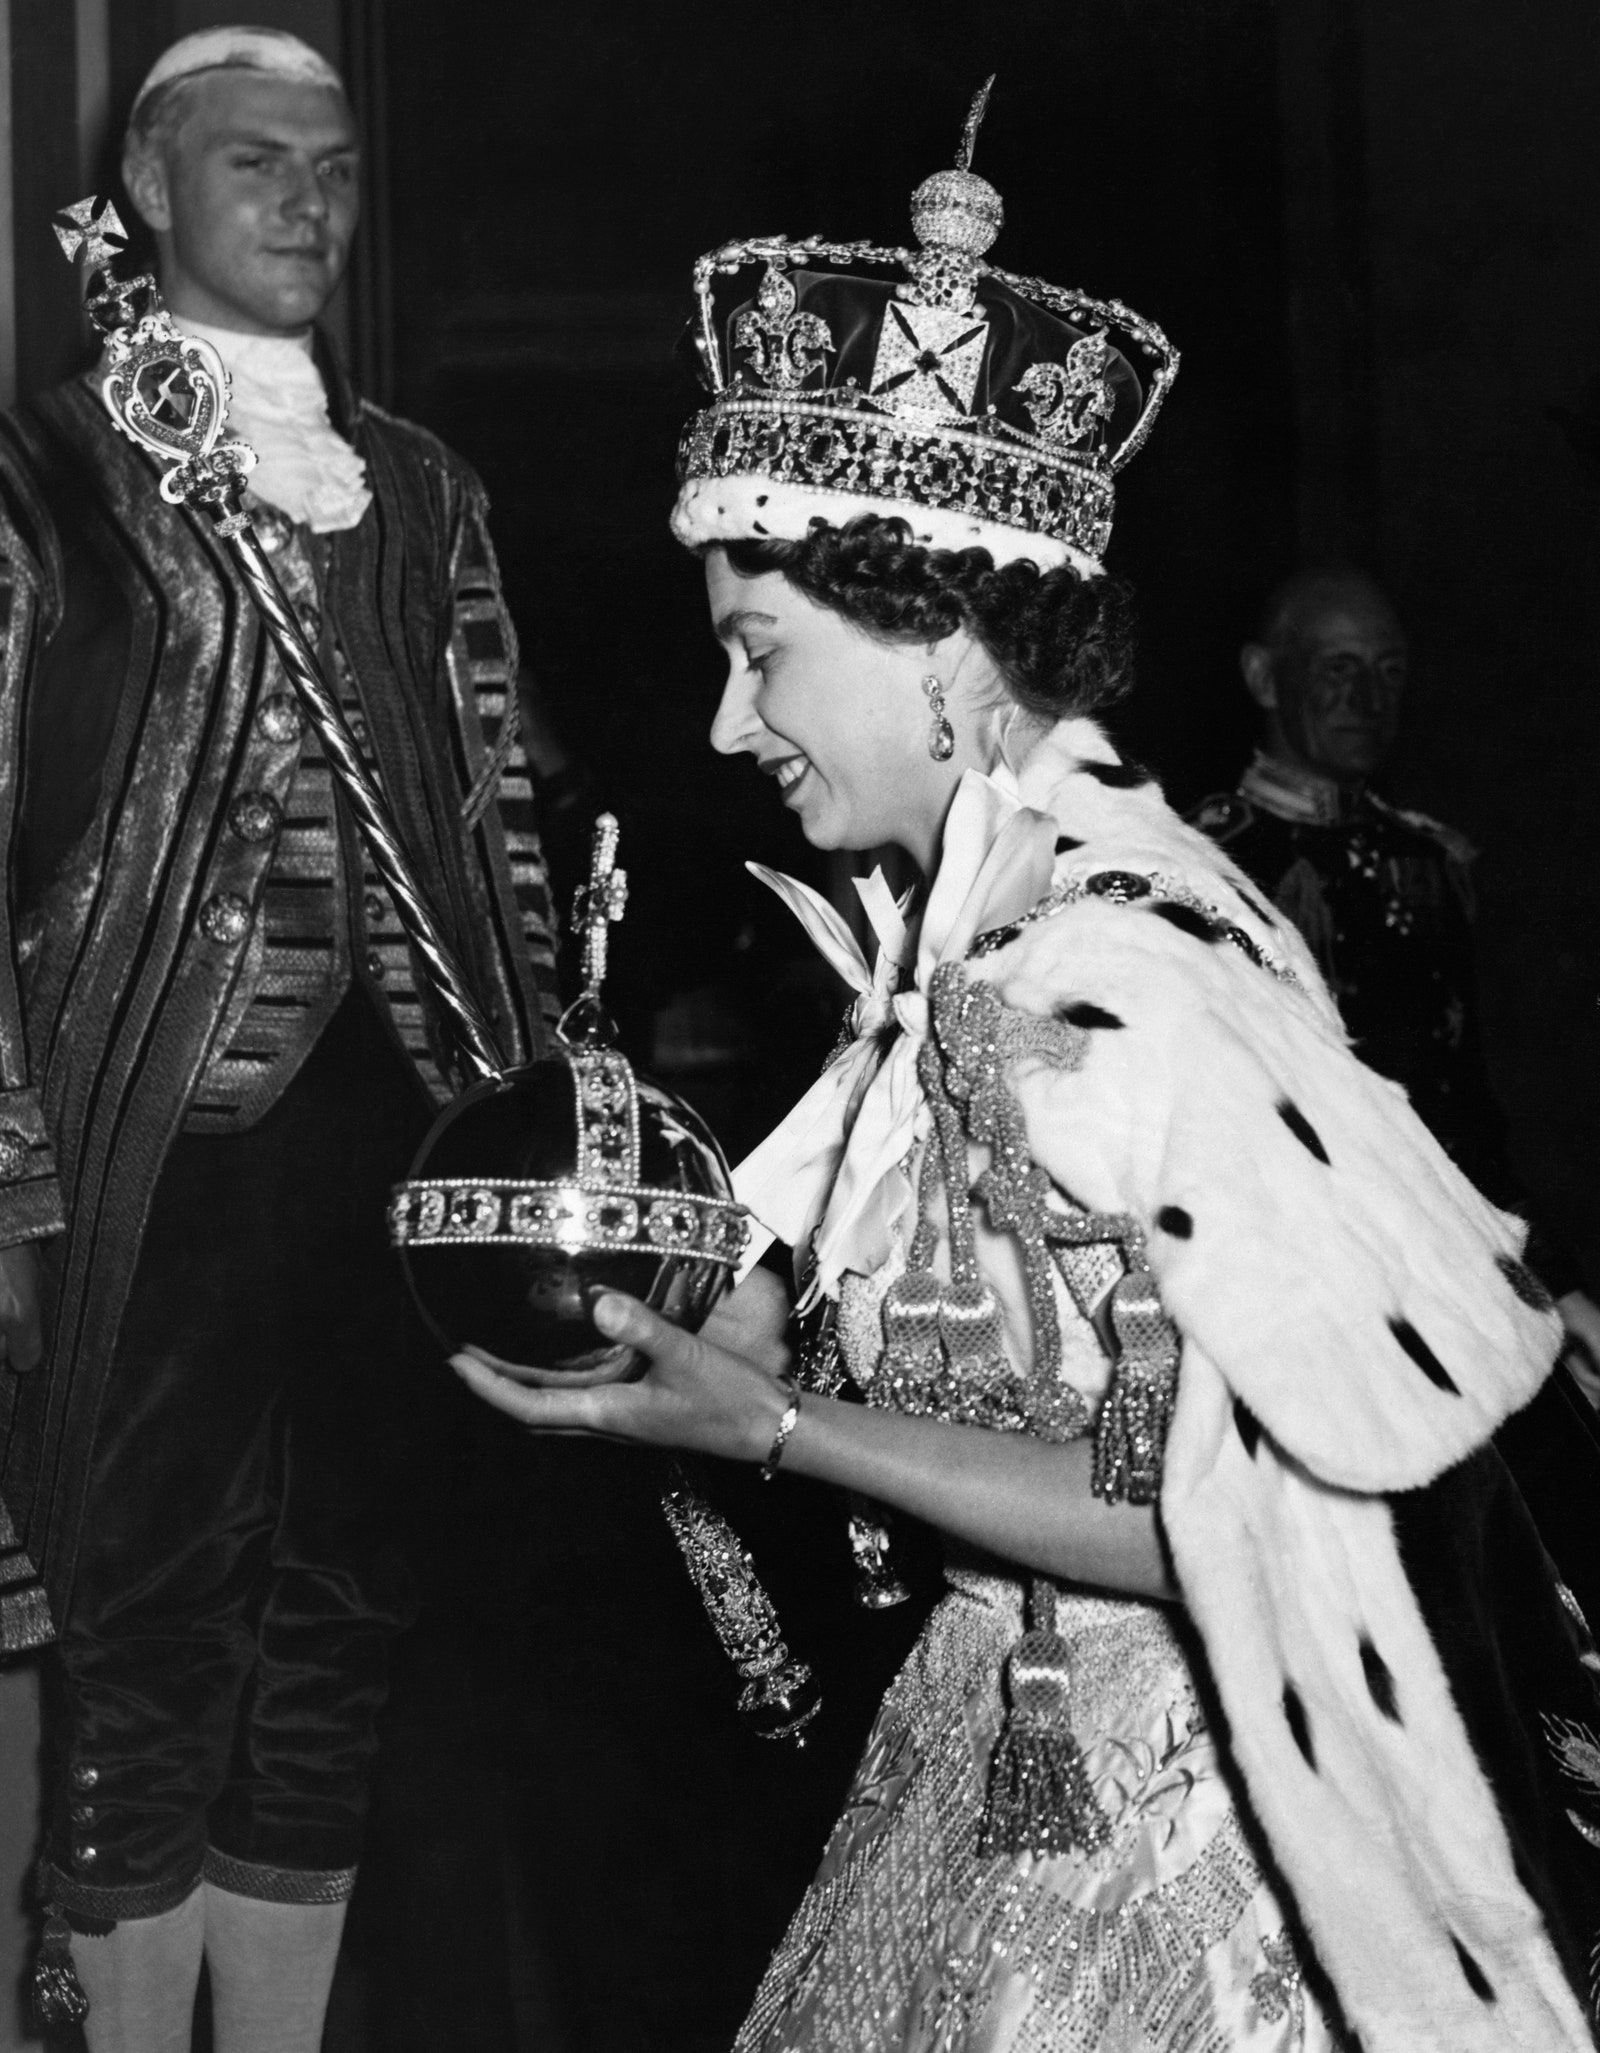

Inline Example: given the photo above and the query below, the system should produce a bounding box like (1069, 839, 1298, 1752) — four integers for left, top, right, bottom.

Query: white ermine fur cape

(975, 720, 1590, 2050)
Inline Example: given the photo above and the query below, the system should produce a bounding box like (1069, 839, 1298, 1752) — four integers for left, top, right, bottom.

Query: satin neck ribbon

(732, 769, 1059, 1303)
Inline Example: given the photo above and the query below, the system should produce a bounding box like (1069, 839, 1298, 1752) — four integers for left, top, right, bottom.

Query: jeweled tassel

(33, 1904, 89, 2027)
(878, 1267, 945, 1400)
(1092, 1264, 1179, 1506)
(1092, 1351, 1177, 1505)
(978, 1584, 1110, 1859)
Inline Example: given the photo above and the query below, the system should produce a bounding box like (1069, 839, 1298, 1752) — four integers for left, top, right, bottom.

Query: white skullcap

(130, 26, 344, 124)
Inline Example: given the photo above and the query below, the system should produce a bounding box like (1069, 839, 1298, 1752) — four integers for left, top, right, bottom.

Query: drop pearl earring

(922, 676, 955, 761)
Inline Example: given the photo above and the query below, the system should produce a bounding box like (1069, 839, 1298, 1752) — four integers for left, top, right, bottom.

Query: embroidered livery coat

(734, 722, 1600, 2052)
(0, 359, 560, 1648)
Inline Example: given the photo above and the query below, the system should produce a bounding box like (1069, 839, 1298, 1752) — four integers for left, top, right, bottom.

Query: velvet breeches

(43, 990, 436, 1923)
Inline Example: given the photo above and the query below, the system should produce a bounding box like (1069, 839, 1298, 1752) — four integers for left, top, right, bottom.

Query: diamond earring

(922, 676, 955, 761)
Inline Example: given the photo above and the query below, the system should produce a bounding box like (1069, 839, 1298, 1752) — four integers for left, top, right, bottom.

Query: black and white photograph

(0, 2, 1597, 2048)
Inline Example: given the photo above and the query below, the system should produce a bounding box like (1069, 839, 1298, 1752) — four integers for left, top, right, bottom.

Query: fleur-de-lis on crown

(1016, 330, 1116, 450)
(734, 265, 835, 391)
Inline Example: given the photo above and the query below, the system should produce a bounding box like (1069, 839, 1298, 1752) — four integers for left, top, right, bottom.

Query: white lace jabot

(184, 320, 372, 534)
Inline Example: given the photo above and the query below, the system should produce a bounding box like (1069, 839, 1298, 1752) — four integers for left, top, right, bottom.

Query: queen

(456, 96, 1600, 2052)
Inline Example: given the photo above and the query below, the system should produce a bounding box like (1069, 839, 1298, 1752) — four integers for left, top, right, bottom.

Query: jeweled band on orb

(389, 1176, 751, 1265)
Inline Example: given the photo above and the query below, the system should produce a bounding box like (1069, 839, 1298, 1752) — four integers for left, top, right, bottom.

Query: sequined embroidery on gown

(734, 1264, 1339, 2053)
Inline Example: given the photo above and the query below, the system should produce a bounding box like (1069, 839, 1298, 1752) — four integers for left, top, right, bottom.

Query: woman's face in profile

(702, 547, 962, 867)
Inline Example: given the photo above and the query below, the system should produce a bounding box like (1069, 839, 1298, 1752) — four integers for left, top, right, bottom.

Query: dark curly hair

(721, 514, 1136, 722)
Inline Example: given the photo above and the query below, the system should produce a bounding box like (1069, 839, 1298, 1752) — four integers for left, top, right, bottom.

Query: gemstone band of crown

(671, 115, 1179, 578)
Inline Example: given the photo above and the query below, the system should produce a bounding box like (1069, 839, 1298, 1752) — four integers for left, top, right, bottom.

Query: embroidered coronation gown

(725, 721, 1600, 2053)
(737, 1400, 1327, 2050)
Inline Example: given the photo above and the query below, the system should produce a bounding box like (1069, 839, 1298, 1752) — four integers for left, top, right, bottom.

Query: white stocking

(202, 1883, 348, 2053)
(71, 1886, 205, 2053)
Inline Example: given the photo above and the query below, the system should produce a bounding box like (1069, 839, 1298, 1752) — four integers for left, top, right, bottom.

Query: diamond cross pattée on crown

(869, 300, 989, 423)
(734, 265, 835, 390)
(1016, 330, 1117, 450)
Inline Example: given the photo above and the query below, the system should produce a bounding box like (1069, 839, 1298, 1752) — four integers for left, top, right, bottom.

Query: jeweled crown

(672, 82, 1178, 574)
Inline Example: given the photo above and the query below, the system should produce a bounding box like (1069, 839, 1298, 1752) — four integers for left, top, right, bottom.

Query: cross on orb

(574, 813, 629, 1004)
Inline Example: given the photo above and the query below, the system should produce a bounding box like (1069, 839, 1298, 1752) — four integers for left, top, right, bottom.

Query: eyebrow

(215, 132, 360, 155)
(713, 607, 779, 642)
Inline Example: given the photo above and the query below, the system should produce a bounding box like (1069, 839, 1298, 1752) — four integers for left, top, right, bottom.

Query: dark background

(5, 2, 1598, 2048)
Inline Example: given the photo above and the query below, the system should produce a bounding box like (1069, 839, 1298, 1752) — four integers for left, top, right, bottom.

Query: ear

(122, 147, 173, 236)
(1239, 642, 1278, 710)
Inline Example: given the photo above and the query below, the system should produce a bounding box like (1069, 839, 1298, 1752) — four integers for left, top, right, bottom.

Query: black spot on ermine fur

(1389, 1316, 1460, 1395)
(1157, 1205, 1193, 1239)
(1059, 1000, 1125, 1030)
(1054, 833, 1084, 852)
(1283, 1683, 1316, 1769)
(1150, 900, 1226, 944)
(1452, 1938, 1495, 2003)
(1234, 884, 1275, 926)
(1234, 1399, 1262, 1458)
(1276, 1098, 1330, 1164)
(1495, 1252, 1554, 1313)
(1359, 1637, 1401, 1722)
(1081, 758, 1153, 789)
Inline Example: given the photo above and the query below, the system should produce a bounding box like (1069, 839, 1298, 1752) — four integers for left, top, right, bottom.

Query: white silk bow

(732, 768, 1059, 1303)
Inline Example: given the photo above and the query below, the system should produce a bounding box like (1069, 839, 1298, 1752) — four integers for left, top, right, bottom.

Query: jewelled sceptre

(56, 198, 818, 1743)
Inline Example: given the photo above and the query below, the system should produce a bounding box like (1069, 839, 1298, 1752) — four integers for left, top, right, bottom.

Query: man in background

(1195, 565, 1599, 1584)
(0, 28, 556, 2049)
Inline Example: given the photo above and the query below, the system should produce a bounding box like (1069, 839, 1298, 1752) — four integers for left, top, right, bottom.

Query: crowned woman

(457, 95, 1600, 2052)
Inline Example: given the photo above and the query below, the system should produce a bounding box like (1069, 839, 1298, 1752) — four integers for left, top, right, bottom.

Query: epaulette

(1367, 793, 1478, 870)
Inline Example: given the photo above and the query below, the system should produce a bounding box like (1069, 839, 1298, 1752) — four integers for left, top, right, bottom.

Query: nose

(1343, 663, 1390, 717)
(282, 160, 330, 225)
(709, 666, 763, 756)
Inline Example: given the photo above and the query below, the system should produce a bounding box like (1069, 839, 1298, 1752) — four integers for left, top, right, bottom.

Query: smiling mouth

(766, 755, 809, 795)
